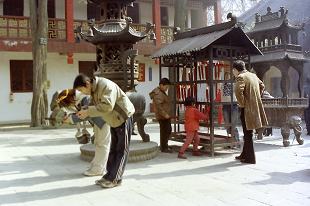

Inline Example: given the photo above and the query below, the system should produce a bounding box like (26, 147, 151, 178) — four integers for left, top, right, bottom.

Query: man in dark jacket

(149, 78, 173, 153)
(303, 76, 310, 135)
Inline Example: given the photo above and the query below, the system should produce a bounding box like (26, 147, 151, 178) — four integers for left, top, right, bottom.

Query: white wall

(0, 52, 33, 123)
(0, 51, 160, 123)
(140, 3, 152, 24)
(0, 51, 95, 124)
(23, 0, 30, 17)
(0, 2, 3, 15)
(55, 0, 65, 19)
(46, 53, 95, 93)
(187, 9, 191, 28)
(74, 0, 88, 20)
(168, 6, 174, 27)
(135, 55, 167, 113)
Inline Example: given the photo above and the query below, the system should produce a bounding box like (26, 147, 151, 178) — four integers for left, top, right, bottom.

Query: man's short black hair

(73, 73, 93, 89)
(233, 60, 245, 72)
(184, 96, 195, 106)
(159, 78, 171, 86)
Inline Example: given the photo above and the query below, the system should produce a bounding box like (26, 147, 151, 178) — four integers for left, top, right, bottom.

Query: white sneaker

(95, 177, 107, 185)
(83, 170, 103, 176)
(101, 181, 121, 188)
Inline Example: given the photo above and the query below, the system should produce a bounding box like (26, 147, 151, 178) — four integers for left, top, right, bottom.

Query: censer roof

(76, 19, 153, 44)
(87, 24, 150, 44)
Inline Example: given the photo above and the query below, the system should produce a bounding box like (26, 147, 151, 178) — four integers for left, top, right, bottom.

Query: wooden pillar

(65, 0, 74, 63)
(152, 0, 161, 46)
(214, 0, 222, 24)
(65, 0, 74, 43)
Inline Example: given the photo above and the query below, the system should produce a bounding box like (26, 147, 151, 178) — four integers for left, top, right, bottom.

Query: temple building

(238, 0, 310, 98)
(0, 0, 222, 124)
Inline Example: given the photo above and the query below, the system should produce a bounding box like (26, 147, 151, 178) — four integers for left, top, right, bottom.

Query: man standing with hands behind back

(233, 60, 268, 164)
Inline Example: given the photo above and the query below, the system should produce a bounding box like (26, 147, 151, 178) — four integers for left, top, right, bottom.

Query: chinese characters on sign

(138, 63, 145, 82)
(149, 67, 152, 81)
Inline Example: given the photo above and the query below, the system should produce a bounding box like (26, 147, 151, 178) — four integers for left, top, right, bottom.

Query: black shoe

(161, 148, 173, 153)
(235, 155, 244, 160)
(240, 159, 256, 164)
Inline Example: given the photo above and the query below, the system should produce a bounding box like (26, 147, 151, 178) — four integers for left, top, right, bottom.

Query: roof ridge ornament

(227, 12, 237, 24)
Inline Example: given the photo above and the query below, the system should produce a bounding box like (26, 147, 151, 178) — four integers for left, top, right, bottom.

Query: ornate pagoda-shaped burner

(75, 0, 154, 141)
(247, 6, 307, 97)
(75, 0, 154, 91)
(244, 6, 309, 147)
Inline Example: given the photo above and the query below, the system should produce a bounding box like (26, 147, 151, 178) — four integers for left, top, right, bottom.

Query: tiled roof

(238, 0, 310, 29)
(151, 25, 262, 58)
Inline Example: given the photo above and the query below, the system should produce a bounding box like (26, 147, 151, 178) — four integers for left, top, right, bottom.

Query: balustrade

(259, 43, 302, 53)
(0, 15, 174, 45)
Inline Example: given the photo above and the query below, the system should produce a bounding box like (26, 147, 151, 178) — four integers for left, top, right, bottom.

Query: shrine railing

(259, 43, 302, 53)
(0, 15, 67, 40)
(262, 98, 308, 107)
(0, 15, 179, 45)
(0, 15, 31, 39)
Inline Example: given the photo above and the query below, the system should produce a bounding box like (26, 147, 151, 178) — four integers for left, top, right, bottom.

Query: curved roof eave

(151, 27, 262, 58)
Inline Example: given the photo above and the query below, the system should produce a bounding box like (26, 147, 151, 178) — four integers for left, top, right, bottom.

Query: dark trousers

(103, 116, 133, 184)
(304, 107, 310, 134)
(158, 118, 171, 151)
(240, 108, 256, 162)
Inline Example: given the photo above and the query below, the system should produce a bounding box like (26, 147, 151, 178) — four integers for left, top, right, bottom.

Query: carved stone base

(80, 140, 159, 163)
(280, 115, 304, 147)
(137, 116, 150, 142)
(281, 125, 291, 147)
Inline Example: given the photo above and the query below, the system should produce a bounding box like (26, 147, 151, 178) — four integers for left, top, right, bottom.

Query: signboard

(138, 63, 145, 82)
(149, 67, 152, 81)
(40, 38, 47, 45)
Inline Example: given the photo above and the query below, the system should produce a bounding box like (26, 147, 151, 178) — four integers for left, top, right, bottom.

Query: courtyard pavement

(0, 119, 309, 206)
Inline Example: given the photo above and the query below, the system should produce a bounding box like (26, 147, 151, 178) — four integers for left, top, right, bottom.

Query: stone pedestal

(80, 140, 159, 163)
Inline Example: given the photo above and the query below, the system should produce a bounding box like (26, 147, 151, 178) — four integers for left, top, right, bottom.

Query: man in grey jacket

(73, 73, 135, 188)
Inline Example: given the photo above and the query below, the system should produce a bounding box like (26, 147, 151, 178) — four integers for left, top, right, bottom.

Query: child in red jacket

(178, 96, 208, 159)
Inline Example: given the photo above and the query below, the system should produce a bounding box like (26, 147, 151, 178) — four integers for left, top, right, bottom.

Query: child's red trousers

(180, 130, 200, 153)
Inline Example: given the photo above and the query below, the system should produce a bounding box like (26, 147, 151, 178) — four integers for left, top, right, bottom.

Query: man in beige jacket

(74, 74, 135, 188)
(233, 60, 268, 164)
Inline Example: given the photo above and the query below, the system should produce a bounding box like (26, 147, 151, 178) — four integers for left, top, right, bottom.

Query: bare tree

(207, 0, 258, 26)
(169, 0, 187, 115)
(29, 0, 48, 127)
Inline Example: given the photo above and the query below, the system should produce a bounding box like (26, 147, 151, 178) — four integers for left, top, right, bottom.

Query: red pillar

(65, 0, 74, 64)
(67, 52, 74, 64)
(214, 0, 222, 24)
(152, 0, 161, 46)
(65, 0, 74, 43)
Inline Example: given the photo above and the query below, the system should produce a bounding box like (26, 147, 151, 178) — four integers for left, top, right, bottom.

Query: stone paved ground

(0, 120, 309, 206)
